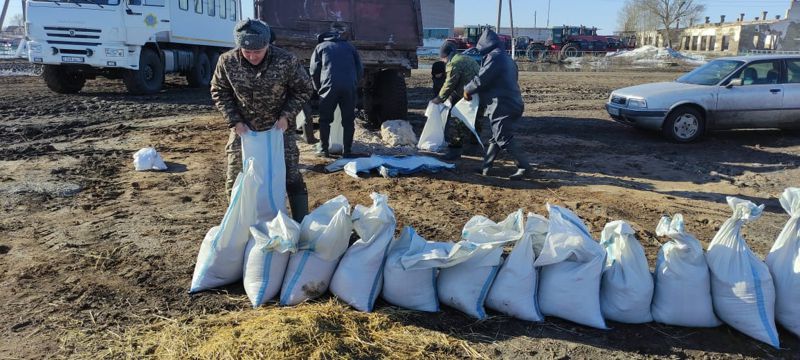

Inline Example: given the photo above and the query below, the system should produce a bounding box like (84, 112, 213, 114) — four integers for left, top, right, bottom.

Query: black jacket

(464, 30, 524, 115)
(310, 32, 363, 97)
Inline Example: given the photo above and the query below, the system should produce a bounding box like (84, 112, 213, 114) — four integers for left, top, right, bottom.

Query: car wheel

(662, 106, 705, 143)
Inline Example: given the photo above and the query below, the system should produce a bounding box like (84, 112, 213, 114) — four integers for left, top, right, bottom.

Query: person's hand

(463, 91, 472, 101)
(275, 116, 289, 132)
(234, 122, 250, 136)
(431, 96, 443, 105)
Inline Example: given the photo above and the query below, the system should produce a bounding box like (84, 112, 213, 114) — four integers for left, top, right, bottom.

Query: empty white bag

(243, 211, 300, 308)
(329, 105, 345, 154)
(190, 159, 260, 293)
(485, 212, 547, 322)
(534, 204, 607, 329)
(382, 227, 450, 312)
(132, 147, 167, 171)
(600, 220, 654, 324)
(707, 197, 779, 348)
(450, 95, 483, 148)
(418, 101, 449, 151)
(241, 129, 287, 222)
(651, 214, 720, 328)
(280, 195, 353, 306)
(330, 193, 397, 312)
(766, 188, 800, 338)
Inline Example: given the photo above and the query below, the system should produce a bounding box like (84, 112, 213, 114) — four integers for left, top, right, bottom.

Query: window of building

(691, 36, 698, 50)
(194, 0, 203, 14)
(721, 35, 730, 51)
(179, 0, 188, 10)
(708, 36, 716, 51)
(700, 36, 707, 51)
(683, 36, 691, 50)
(208, 0, 215, 16)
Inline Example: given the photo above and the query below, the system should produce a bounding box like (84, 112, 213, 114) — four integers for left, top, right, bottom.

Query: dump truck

(257, 0, 422, 127)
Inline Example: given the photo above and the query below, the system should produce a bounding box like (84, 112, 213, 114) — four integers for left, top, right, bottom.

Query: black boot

(288, 191, 309, 223)
(442, 146, 462, 161)
(506, 141, 532, 181)
(478, 143, 500, 176)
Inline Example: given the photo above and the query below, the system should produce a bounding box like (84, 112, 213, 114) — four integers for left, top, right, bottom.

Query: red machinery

(526, 26, 635, 62)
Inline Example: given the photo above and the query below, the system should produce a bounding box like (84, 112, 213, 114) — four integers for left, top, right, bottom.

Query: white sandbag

(295, 108, 307, 131)
(652, 214, 720, 327)
(766, 188, 800, 337)
(707, 197, 780, 348)
(485, 212, 547, 322)
(241, 129, 287, 222)
(330, 193, 397, 312)
(243, 211, 300, 308)
(329, 105, 345, 154)
(132, 147, 167, 171)
(279, 195, 353, 306)
(534, 204, 607, 329)
(190, 159, 260, 293)
(450, 95, 483, 148)
(382, 227, 450, 312)
(599, 220, 654, 324)
(418, 101, 449, 151)
(438, 210, 524, 319)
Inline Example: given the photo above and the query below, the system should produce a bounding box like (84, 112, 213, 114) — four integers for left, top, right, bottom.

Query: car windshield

(676, 59, 743, 85)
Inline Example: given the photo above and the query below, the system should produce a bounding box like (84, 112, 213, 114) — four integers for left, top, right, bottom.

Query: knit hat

(439, 40, 458, 58)
(234, 19, 271, 50)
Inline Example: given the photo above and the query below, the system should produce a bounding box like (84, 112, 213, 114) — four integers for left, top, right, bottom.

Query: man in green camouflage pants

(210, 19, 313, 222)
(431, 41, 481, 161)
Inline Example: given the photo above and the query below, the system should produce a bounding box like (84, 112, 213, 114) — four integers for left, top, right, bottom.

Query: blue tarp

(324, 155, 455, 179)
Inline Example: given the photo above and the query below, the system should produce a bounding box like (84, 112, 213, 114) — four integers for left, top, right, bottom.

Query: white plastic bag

(382, 227, 449, 312)
(534, 204, 607, 329)
(418, 101, 449, 151)
(437, 210, 524, 319)
(190, 159, 260, 293)
(243, 211, 300, 308)
(132, 147, 167, 171)
(485, 212, 547, 322)
(241, 129, 287, 222)
(707, 197, 779, 348)
(766, 188, 800, 337)
(450, 95, 483, 148)
(295, 108, 307, 131)
(652, 214, 720, 327)
(329, 105, 345, 154)
(279, 195, 353, 306)
(330, 193, 397, 312)
(599, 220, 654, 324)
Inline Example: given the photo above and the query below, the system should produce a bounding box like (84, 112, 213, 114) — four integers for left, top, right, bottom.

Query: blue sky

(3, 0, 794, 32)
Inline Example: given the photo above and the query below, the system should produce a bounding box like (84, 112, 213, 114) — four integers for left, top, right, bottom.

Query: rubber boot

(506, 141, 532, 181)
(288, 191, 309, 223)
(442, 147, 462, 161)
(478, 143, 500, 176)
(303, 119, 318, 144)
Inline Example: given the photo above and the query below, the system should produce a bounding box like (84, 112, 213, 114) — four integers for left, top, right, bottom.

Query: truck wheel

(560, 44, 582, 59)
(187, 52, 212, 88)
(662, 106, 705, 143)
(208, 51, 220, 73)
(367, 69, 407, 128)
(123, 48, 164, 95)
(526, 44, 547, 62)
(42, 65, 85, 94)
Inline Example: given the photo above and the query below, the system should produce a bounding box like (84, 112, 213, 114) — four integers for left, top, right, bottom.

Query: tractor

(448, 25, 514, 53)
(525, 26, 633, 62)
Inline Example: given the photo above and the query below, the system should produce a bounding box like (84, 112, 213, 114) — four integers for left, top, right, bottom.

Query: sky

(2, 0, 795, 32)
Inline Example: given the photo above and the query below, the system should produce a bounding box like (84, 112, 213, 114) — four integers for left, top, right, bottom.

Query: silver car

(606, 55, 800, 142)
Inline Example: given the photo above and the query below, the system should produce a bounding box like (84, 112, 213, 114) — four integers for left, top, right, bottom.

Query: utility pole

(546, 0, 551, 28)
(509, 0, 515, 59)
(496, 0, 502, 33)
(0, 0, 10, 31)
(534, 10, 537, 28)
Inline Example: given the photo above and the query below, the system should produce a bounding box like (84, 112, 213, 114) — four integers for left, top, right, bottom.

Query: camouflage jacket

(210, 46, 313, 131)
(438, 53, 480, 103)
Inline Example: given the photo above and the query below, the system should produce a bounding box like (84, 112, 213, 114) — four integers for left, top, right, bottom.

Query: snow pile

(608, 45, 706, 66)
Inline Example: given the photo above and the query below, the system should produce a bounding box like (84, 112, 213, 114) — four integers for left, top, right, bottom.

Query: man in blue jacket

(464, 29, 531, 180)
(310, 26, 363, 158)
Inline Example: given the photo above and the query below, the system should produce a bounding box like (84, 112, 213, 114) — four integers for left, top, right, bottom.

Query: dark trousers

(318, 88, 357, 153)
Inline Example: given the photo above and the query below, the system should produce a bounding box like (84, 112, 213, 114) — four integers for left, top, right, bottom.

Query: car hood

(613, 82, 711, 98)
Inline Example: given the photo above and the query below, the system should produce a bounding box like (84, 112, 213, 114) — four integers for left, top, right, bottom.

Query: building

(499, 27, 550, 42)
(421, 0, 455, 40)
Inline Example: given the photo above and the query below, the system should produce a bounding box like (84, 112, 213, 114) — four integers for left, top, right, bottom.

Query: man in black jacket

(464, 29, 531, 180)
(310, 26, 364, 158)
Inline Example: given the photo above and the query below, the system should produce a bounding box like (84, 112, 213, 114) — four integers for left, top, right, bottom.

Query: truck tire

(366, 69, 407, 128)
(526, 43, 547, 62)
(208, 51, 220, 73)
(187, 52, 212, 88)
(42, 65, 86, 94)
(560, 43, 582, 60)
(123, 48, 164, 95)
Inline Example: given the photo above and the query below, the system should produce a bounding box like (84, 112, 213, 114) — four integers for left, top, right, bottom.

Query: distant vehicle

(26, 0, 243, 94)
(526, 26, 634, 62)
(606, 55, 800, 142)
(448, 25, 513, 53)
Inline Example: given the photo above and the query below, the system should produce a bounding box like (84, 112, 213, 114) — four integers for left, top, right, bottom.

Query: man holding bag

(210, 19, 314, 221)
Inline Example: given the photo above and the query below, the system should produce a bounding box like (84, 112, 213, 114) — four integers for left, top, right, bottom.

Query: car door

(715, 60, 784, 129)
(780, 58, 800, 129)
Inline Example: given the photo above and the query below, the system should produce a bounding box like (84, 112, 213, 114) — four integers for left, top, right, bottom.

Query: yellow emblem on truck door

(144, 14, 158, 28)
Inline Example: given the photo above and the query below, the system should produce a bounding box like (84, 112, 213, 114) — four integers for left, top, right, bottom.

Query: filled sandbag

(485, 212, 547, 322)
(437, 210, 524, 319)
(651, 214, 720, 327)
(418, 101, 449, 151)
(599, 220, 654, 324)
(190, 159, 260, 293)
(279, 196, 353, 306)
(241, 128, 287, 222)
(707, 197, 779, 348)
(132, 147, 167, 171)
(534, 204, 607, 329)
(242, 211, 300, 308)
(330, 193, 397, 312)
(382, 227, 450, 312)
(766, 188, 800, 337)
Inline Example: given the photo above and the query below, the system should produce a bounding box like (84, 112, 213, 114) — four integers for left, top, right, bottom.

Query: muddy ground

(1, 59, 799, 359)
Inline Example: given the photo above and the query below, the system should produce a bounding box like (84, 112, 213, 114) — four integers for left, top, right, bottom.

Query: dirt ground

(1, 59, 800, 359)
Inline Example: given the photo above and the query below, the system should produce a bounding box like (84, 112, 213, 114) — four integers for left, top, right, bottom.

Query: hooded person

(310, 24, 364, 158)
(463, 29, 531, 180)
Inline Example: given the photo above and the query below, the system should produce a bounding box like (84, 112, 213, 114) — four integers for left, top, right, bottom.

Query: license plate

(608, 106, 620, 116)
(62, 56, 84, 63)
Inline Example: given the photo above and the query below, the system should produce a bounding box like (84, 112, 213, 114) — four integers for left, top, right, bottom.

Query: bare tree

(617, 0, 659, 32)
(11, 13, 23, 28)
(641, 0, 705, 47)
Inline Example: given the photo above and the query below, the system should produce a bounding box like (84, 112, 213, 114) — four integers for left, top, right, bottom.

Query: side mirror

(726, 78, 743, 88)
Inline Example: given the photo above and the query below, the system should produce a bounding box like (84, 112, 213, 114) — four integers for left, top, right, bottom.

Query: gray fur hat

(234, 19, 271, 50)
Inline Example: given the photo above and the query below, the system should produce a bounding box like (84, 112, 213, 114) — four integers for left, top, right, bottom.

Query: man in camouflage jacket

(431, 41, 480, 161)
(210, 19, 314, 222)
